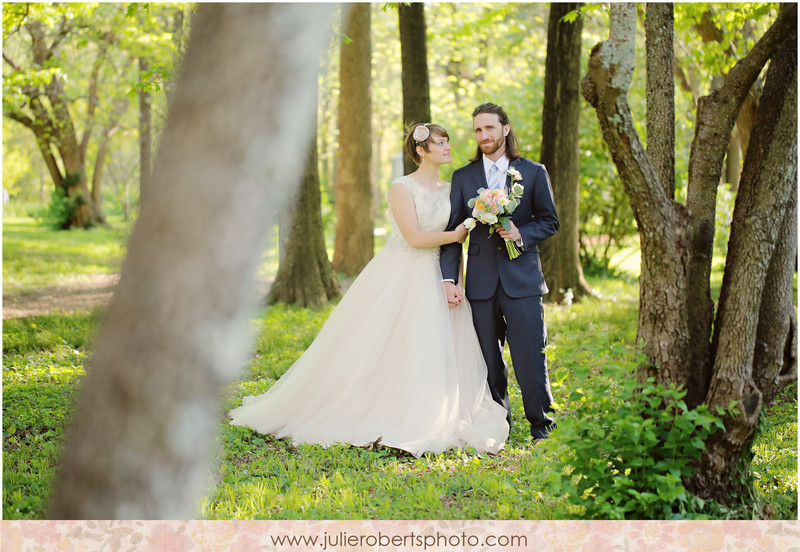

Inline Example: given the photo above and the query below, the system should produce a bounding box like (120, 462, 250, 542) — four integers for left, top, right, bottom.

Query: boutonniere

(507, 167, 524, 196)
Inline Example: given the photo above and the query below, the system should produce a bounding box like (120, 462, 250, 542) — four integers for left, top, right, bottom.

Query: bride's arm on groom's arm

(388, 184, 468, 248)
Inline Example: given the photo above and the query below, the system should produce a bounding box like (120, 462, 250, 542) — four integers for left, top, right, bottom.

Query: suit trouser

(469, 281, 555, 439)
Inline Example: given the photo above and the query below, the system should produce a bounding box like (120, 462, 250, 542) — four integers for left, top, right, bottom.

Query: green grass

(2, 217, 128, 294)
(2, 216, 797, 520)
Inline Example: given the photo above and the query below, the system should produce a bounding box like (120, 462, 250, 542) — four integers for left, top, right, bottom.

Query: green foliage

(548, 366, 732, 519)
(43, 187, 78, 230)
(751, 382, 798, 520)
(3, 317, 91, 519)
(2, 265, 796, 519)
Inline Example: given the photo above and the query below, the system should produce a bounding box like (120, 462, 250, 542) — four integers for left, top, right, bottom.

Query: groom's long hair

(469, 103, 522, 163)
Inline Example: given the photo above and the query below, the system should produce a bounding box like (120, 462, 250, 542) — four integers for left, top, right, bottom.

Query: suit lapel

(469, 161, 487, 193)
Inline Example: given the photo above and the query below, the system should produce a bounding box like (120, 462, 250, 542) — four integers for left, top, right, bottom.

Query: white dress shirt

(483, 154, 509, 189)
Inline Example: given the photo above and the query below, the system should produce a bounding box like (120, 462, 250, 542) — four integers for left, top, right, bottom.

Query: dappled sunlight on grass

(3, 217, 128, 294)
(2, 217, 796, 520)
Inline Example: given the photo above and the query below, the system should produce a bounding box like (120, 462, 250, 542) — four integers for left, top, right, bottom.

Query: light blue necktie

(488, 163, 503, 190)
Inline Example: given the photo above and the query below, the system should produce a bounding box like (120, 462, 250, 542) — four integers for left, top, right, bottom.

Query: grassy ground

(2, 217, 797, 520)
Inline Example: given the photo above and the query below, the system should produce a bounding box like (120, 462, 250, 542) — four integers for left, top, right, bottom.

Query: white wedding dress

(229, 175, 509, 456)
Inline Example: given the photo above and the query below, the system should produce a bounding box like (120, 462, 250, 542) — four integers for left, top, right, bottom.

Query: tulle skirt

(229, 243, 509, 456)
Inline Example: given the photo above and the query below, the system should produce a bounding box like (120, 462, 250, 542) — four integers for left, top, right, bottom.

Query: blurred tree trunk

(269, 117, 341, 306)
(332, 4, 373, 276)
(398, 2, 431, 175)
(582, 2, 796, 502)
(92, 70, 132, 228)
(539, 3, 592, 304)
(48, 2, 334, 519)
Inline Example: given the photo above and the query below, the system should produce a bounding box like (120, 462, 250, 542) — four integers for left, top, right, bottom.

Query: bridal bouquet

(464, 168, 524, 259)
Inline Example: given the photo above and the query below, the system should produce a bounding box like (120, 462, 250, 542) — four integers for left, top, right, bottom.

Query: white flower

(507, 167, 522, 182)
(412, 125, 430, 142)
(463, 217, 476, 231)
(481, 213, 498, 225)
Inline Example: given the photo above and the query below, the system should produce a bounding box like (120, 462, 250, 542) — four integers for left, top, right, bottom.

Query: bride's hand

(454, 223, 469, 243)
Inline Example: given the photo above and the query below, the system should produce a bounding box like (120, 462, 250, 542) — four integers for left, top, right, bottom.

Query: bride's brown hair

(404, 123, 449, 165)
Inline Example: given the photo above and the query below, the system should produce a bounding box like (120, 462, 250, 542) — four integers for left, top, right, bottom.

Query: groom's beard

(479, 135, 505, 156)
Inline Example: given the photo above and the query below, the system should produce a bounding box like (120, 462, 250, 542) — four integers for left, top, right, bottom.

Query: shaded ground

(3, 274, 120, 319)
(1, 275, 324, 319)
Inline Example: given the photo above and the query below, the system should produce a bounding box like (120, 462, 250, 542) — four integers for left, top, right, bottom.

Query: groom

(440, 103, 559, 441)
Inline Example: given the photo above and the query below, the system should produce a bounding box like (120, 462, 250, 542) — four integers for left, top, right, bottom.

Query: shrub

(548, 370, 728, 520)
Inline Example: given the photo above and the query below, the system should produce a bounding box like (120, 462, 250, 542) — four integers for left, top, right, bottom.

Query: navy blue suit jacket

(440, 157, 559, 300)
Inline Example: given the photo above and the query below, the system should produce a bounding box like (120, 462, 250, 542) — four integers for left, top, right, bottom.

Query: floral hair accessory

(413, 124, 430, 143)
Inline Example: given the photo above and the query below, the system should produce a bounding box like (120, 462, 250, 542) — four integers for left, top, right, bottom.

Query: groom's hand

(444, 281, 463, 308)
(499, 221, 521, 243)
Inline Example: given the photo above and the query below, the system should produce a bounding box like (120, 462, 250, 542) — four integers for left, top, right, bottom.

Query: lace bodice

(384, 175, 451, 257)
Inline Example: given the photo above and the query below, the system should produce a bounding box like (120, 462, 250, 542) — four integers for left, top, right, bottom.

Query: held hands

(453, 222, 469, 243)
(444, 281, 463, 308)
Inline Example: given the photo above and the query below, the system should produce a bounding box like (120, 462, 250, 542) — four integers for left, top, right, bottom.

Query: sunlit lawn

(2, 216, 796, 520)
(2, 217, 129, 294)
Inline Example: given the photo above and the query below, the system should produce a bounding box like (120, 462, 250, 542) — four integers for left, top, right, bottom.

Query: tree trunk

(725, 129, 741, 190)
(332, 4, 373, 276)
(683, 4, 795, 407)
(91, 92, 130, 228)
(645, 3, 675, 199)
(398, 2, 431, 175)
(139, 57, 153, 204)
(583, 4, 692, 390)
(539, 3, 592, 304)
(269, 124, 341, 307)
(690, 23, 797, 496)
(48, 2, 334, 519)
(583, 2, 797, 503)
(5, 19, 99, 228)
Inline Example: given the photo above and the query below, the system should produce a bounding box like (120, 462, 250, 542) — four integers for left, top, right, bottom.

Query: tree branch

(3, 52, 22, 71)
(4, 108, 36, 130)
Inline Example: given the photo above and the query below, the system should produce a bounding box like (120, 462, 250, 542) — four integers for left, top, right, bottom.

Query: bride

(229, 123, 509, 456)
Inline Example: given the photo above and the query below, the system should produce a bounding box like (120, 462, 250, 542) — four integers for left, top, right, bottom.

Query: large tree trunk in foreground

(539, 2, 592, 304)
(269, 126, 340, 307)
(582, 3, 797, 502)
(398, 2, 431, 175)
(332, 4, 373, 276)
(48, 3, 335, 519)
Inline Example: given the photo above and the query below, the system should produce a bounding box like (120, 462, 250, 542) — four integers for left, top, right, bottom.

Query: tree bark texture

(398, 2, 431, 175)
(48, 3, 334, 519)
(539, 3, 592, 304)
(269, 126, 341, 307)
(582, 4, 693, 390)
(683, 5, 796, 404)
(691, 22, 797, 496)
(645, 3, 675, 199)
(583, 3, 797, 502)
(332, 4, 374, 276)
